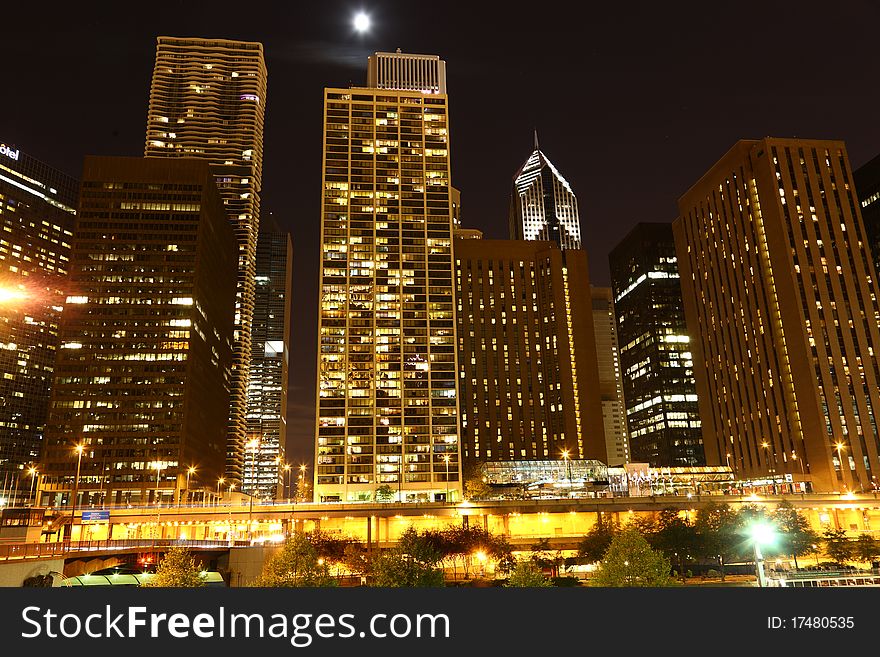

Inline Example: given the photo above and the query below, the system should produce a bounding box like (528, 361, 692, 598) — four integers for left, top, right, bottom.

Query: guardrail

(0, 538, 243, 561)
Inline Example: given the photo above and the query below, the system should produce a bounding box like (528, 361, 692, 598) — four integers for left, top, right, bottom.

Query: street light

(246, 439, 259, 542)
(216, 478, 225, 506)
(182, 466, 196, 508)
(749, 521, 777, 587)
(443, 454, 451, 503)
(27, 466, 38, 507)
(299, 464, 307, 503)
(153, 461, 165, 507)
(283, 464, 291, 503)
(561, 449, 572, 497)
(70, 444, 84, 541)
(834, 442, 847, 490)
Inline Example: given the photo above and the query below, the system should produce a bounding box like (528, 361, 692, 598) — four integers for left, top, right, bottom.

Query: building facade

(853, 153, 880, 276)
(144, 36, 268, 487)
(590, 287, 630, 466)
(454, 237, 606, 472)
(609, 222, 704, 467)
(509, 137, 581, 251)
(315, 52, 460, 502)
(0, 142, 77, 504)
(244, 214, 292, 500)
(40, 157, 237, 508)
(674, 138, 880, 493)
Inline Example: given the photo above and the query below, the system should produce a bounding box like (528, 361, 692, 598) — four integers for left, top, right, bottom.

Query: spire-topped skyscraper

(509, 137, 581, 250)
(144, 37, 268, 488)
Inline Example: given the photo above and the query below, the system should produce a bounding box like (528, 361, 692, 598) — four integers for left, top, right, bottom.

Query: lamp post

(246, 439, 260, 542)
(835, 442, 848, 491)
(283, 464, 291, 503)
(749, 522, 776, 587)
(183, 466, 196, 508)
(443, 454, 451, 503)
(562, 449, 572, 497)
(299, 464, 307, 503)
(216, 478, 225, 507)
(70, 444, 84, 542)
(27, 467, 38, 507)
(153, 461, 165, 507)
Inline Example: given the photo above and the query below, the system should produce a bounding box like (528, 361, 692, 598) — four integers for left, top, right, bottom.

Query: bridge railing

(0, 538, 243, 561)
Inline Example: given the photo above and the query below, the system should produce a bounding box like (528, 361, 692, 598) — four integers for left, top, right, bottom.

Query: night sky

(4, 0, 880, 468)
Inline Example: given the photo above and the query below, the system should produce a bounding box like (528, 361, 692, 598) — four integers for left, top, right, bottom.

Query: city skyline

(4, 0, 880, 468)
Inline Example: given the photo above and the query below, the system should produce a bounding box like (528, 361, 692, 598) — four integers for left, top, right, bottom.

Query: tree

(694, 502, 739, 579)
(505, 560, 551, 587)
(652, 509, 698, 580)
(771, 500, 817, 569)
(141, 547, 207, 588)
(578, 514, 618, 563)
(822, 528, 853, 566)
(370, 527, 445, 587)
(463, 477, 492, 501)
(529, 537, 564, 578)
(852, 534, 880, 565)
(375, 484, 394, 502)
(253, 532, 337, 587)
(592, 528, 674, 587)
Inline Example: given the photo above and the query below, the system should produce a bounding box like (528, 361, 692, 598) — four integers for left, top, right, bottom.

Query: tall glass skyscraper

(315, 52, 459, 503)
(609, 222, 703, 467)
(245, 214, 292, 500)
(509, 136, 581, 251)
(144, 36, 268, 488)
(0, 141, 76, 504)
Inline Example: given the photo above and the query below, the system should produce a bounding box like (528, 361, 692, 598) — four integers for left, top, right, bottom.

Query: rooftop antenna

(534, 129, 540, 151)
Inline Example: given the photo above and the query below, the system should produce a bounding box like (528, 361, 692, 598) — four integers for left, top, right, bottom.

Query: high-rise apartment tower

(144, 36, 267, 488)
(315, 52, 459, 502)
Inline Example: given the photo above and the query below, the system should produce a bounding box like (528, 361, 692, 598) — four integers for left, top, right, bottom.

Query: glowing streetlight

(216, 477, 225, 506)
(0, 285, 27, 304)
(561, 449, 572, 496)
(153, 461, 165, 507)
(749, 521, 777, 587)
(283, 463, 292, 503)
(70, 444, 85, 540)
(353, 11, 371, 33)
(299, 464, 307, 502)
(182, 466, 196, 507)
(443, 454, 451, 503)
(27, 466, 38, 507)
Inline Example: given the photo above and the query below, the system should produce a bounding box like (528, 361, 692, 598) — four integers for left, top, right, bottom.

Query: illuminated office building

(674, 138, 880, 493)
(609, 222, 704, 466)
(315, 51, 459, 503)
(145, 36, 268, 487)
(454, 237, 606, 470)
(0, 142, 76, 504)
(40, 157, 237, 507)
(244, 214, 292, 500)
(590, 287, 630, 466)
(509, 136, 581, 251)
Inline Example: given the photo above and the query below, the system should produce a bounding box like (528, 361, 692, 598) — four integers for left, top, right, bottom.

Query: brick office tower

(454, 236, 606, 472)
(41, 157, 237, 509)
(675, 138, 880, 493)
(145, 37, 267, 489)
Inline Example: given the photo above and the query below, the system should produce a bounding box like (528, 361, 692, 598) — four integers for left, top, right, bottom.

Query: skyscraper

(509, 136, 581, 251)
(590, 287, 630, 466)
(454, 236, 606, 470)
(144, 36, 268, 487)
(41, 157, 237, 508)
(674, 138, 880, 493)
(609, 222, 704, 466)
(0, 141, 77, 503)
(853, 152, 880, 276)
(315, 52, 459, 503)
(245, 214, 292, 500)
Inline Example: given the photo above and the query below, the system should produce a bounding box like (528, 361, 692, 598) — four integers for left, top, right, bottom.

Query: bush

(705, 569, 721, 579)
(551, 576, 580, 587)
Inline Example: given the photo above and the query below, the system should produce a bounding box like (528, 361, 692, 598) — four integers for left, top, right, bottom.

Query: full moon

(354, 12, 371, 33)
